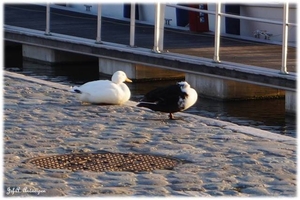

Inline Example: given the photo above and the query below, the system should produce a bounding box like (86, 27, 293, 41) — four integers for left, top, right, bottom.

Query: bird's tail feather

(137, 101, 158, 107)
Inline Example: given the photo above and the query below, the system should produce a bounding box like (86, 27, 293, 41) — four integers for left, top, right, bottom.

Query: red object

(189, 4, 209, 32)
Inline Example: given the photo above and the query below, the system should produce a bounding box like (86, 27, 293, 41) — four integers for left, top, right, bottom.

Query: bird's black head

(177, 81, 189, 90)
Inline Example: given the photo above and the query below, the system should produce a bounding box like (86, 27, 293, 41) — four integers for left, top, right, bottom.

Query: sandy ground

(3, 71, 296, 197)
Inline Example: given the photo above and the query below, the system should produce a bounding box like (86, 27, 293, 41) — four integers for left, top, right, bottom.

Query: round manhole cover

(26, 152, 180, 173)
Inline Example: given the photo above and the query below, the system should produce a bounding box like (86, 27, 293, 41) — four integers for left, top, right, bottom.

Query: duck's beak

(126, 78, 133, 83)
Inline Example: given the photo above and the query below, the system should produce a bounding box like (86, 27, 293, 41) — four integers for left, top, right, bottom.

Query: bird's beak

(126, 78, 132, 83)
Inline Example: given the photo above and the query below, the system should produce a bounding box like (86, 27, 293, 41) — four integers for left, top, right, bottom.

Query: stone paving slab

(3, 71, 296, 197)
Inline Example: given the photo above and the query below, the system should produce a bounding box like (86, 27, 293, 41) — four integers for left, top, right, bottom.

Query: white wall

(138, 4, 155, 24)
(165, 5, 178, 27)
(138, 4, 178, 27)
(66, 3, 296, 43)
(207, 3, 296, 43)
(66, 3, 124, 19)
(66, 3, 97, 14)
(239, 4, 296, 43)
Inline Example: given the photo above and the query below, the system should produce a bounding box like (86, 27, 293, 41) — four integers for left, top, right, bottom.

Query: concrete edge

(5, 71, 71, 92)
(4, 71, 295, 142)
(177, 112, 295, 142)
(5, 25, 296, 82)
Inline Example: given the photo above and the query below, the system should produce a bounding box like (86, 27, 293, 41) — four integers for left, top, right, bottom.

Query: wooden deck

(4, 4, 296, 73)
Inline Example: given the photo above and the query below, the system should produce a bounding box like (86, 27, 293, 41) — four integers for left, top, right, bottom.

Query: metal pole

(153, 3, 160, 52)
(130, 3, 136, 47)
(213, 2, 221, 63)
(159, 4, 165, 51)
(45, 3, 51, 35)
(96, 4, 102, 43)
(281, 3, 289, 74)
(153, 3, 165, 53)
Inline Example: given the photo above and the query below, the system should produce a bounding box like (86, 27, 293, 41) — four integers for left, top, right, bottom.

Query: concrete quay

(3, 71, 296, 197)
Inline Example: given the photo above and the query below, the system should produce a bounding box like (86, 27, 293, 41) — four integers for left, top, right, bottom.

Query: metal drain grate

(27, 152, 179, 173)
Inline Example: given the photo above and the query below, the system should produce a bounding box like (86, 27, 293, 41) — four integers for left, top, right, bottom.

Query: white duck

(71, 71, 132, 105)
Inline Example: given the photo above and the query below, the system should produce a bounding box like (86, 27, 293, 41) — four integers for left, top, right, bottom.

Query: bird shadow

(142, 117, 188, 123)
(80, 102, 116, 106)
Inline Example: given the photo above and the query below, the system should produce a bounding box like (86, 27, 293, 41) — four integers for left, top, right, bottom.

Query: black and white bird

(137, 81, 198, 119)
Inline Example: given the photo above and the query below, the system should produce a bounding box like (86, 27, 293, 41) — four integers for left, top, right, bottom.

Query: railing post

(281, 3, 289, 74)
(45, 3, 51, 35)
(130, 3, 136, 47)
(96, 4, 102, 43)
(213, 2, 221, 63)
(153, 3, 165, 53)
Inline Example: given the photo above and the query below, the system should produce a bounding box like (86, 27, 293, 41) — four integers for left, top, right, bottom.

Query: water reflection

(22, 60, 100, 84)
(5, 58, 296, 138)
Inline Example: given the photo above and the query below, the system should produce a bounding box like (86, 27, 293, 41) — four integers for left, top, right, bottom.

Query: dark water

(4, 46, 296, 138)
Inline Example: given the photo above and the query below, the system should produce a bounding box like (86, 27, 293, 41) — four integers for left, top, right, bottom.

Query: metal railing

(44, 3, 296, 74)
(166, 3, 296, 74)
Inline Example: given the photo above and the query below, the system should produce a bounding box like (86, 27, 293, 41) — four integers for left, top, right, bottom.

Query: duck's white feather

(71, 71, 131, 105)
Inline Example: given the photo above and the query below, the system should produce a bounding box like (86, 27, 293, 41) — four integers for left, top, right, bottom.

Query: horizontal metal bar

(220, 12, 297, 26)
(166, 4, 215, 15)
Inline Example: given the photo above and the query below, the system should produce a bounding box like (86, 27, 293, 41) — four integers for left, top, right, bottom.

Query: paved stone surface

(3, 71, 296, 197)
